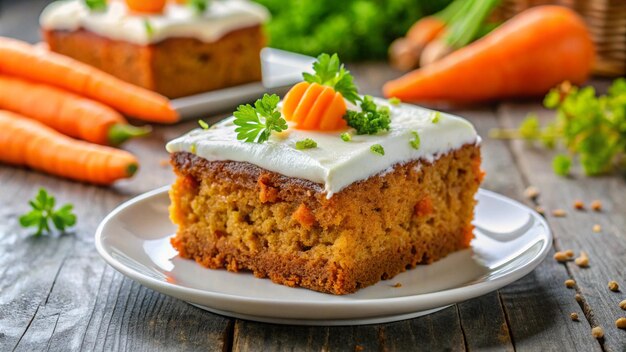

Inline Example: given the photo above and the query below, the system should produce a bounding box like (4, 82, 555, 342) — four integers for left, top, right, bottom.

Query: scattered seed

(535, 206, 545, 216)
(591, 326, 604, 339)
(575, 252, 589, 268)
(573, 200, 585, 210)
(524, 186, 540, 200)
(590, 200, 602, 211)
(570, 312, 579, 321)
(575, 294, 583, 303)
(565, 279, 576, 288)
(592, 224, 602, 233)
(616, 318, 626, 329)
(552, 209, 567, 217)
(554, 251, 569, 263)
(620, 300, 626, 310)
(564, 249, 574, 258)
(392, 283, 402, 288)
(608, 281, 620, 292)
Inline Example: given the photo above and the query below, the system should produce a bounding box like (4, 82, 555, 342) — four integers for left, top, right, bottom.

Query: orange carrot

(0, 37, 179, 123)
(126, 0, 166, 13)
(406, 16, 447, 48)
(0, 110, 138, 184)
(383, 6, 594, 103)
(282, 82, 347, 131)
(389, 16, 446, 71)
(0, 75, 150, 146)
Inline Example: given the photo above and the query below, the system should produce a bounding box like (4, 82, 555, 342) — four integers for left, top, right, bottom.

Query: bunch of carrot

(389, 0, 499, 71)
(384, 6, 595, 103)
(0, 37, 180, 185)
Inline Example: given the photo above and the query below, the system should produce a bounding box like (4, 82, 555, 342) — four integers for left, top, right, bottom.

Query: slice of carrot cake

(166, 54, 482, 295)
(40, 0, 268, 98)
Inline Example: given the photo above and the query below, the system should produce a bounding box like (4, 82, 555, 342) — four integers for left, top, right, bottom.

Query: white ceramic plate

(95, 187, 551, 326)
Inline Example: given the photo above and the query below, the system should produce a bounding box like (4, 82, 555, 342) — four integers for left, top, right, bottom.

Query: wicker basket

(493, 0, 626, 76)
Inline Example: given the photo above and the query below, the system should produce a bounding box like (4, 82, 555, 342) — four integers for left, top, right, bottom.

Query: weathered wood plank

(466, 106, 601, 352)
(0, 123, 233, 352)
(498, 101, 626, 352)
(232, 306, 467, 352)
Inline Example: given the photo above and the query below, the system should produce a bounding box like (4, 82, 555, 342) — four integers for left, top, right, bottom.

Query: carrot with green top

(282, 54, 357, 131)
(0, 75, 150, 145)
(383, 6, 595, 102)
(0, 110, 139, 184)
(0, 37, 179, 123)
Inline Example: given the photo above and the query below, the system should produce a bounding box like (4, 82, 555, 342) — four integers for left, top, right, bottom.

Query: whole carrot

(389, 17, 446, 70)
(0, 110, 139, 185)
(0, 37, 179, 123)
(383, 6, 595, 102)
(0, 75, 150, 146)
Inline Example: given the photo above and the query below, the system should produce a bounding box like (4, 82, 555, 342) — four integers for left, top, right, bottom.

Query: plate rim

(95, 186, 552, 310)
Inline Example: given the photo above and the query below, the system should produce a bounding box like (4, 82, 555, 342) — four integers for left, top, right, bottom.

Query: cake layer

(166, 101, 479, 196)
(169, 144, 482, 294)
(40, 0, 269, 45)
(43, 26, 264, 98)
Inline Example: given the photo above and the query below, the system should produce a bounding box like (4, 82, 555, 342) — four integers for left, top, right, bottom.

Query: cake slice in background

(40, 0, 269, 98)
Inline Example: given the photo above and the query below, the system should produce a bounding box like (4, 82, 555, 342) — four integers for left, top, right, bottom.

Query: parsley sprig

(303, 53, 359, 104)
(344, 96, 391, 135)
(233, 94, 287, 143)
(19, 189, 76, 236)
(490, 79, 626, 176)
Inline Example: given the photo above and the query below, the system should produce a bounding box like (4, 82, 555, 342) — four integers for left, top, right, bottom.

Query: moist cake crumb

(168, 144, 482, 294)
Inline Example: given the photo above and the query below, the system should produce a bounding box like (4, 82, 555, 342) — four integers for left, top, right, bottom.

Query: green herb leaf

(344, 96, 391, 135)
(552, 154, 571, 176)
(84, 0, 107, 11)
(493, 78, 626, 176)
(188, 0, 209, 13)
(233, 94, 287, 143)
(295, 138, 317, 150)
(303, 53, 359, 104)
(198, 120, 210, 130)
(370, 144, 385, 155)
(388, 97, 401, 106)
(143, 19, 154, 38)
(340, 132, 352, 142)
(431, 111, 441, 124)
(518, 114, 540, 139)
(410, 131, 421, 150)
(19, 188, 77, 236)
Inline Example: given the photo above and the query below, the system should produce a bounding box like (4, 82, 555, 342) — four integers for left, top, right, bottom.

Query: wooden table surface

(1, 1, 625, 351)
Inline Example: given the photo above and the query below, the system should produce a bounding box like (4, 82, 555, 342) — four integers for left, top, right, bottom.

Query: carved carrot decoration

(282, 54, 359, 131)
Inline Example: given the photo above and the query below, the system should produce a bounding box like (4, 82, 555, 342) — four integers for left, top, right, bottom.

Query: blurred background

(0, 0, 450, 60)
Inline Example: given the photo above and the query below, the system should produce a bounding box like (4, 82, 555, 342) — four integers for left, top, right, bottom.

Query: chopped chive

(198, 120, 209, 129)
(370, 144, 384, 155)
(295, 138, 317, 150)
(410, 131, 420, 150)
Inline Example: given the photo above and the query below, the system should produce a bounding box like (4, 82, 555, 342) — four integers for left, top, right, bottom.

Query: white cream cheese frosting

(40, 0, 269, 45)
(166, 99, 479, 198)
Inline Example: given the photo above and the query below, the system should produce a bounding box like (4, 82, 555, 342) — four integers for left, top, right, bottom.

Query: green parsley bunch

(491, 79, 626, 176)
